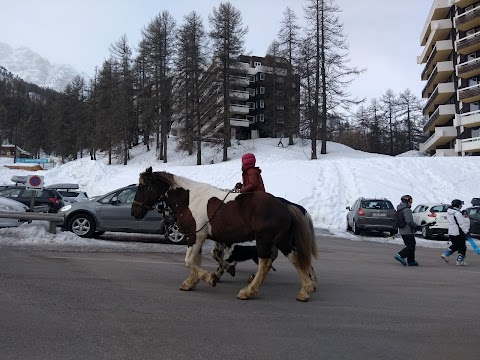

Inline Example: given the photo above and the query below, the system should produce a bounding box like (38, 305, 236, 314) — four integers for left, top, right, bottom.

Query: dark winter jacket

(397, 202, 418, 235)
(240, 167, 265, 193)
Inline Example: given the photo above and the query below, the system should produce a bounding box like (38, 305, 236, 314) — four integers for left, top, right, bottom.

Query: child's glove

(235, 182, 242, 189)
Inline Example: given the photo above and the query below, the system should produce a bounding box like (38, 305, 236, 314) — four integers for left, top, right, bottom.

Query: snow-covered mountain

(0, 41, 88, 92)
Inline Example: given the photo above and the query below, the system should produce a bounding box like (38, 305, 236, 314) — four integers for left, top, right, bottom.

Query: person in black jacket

(394, 195, 420, 267)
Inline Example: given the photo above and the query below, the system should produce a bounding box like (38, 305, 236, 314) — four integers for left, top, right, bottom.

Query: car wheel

(68, 213, 96, 238)
(421, 224, 431, 239)
(164, 222, 186, 245)
(346, 217, 352, 231)
(353, 220, 361, 235)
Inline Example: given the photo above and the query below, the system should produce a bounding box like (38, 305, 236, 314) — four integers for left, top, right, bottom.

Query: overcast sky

(1, 0, 432, 107)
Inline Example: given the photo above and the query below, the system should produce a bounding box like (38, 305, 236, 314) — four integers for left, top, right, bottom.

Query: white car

(0, 196, 29, 227)
(412, 203, 449, 239)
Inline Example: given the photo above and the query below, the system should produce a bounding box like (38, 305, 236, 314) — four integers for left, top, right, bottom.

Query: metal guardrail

(0, 211, 64, 234)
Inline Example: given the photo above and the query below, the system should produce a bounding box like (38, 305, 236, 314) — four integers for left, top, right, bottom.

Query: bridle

(133, 185, 165, 211)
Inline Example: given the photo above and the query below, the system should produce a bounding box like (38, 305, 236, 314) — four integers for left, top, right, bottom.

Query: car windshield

(361, 200, 393, 210)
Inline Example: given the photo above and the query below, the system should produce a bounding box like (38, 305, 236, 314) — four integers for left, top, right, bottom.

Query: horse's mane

(151, 171, 175, 187)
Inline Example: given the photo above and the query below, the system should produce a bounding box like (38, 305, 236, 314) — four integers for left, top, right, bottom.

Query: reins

(182, 188, 236, 237)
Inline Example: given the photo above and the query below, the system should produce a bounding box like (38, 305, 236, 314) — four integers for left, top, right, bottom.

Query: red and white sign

(26, 175, 44, 190)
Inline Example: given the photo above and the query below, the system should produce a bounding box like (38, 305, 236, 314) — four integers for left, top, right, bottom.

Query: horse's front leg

(180, 239, 218, 291)
(237, 258, 272, 300)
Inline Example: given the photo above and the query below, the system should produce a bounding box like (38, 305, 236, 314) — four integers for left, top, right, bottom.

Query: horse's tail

(287, 204, 318, 272)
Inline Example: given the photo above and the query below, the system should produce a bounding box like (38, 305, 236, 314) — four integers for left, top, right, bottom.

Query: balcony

(455, 110, 480, 128)
(456, 31, 480, 54)
(423, 82, 455, 115)
(455, 136, 480, 153)
(457, 57, 480, 78)
(420, 0, 452, 46)
(423, 104, 456, 133)
(434, 148, 457, 156)
(230, 75, 249, 87)
(455, 6, 480, 31)
(230, 104, 250, 115)
(421, 126, 457, 152)
(458, 83, 480, 103)
(229, 90, 249, 101)
(418, 40, 453, 81)
(230, 118, 250, 128)
(455, 0, 478, 8)
(422, 61, 454, 97)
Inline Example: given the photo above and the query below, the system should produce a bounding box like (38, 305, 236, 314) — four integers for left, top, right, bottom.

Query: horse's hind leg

(237, 258, 272, 300)
(285, 251, 316, 302)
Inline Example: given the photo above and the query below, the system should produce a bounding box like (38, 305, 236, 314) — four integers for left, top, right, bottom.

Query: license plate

(373, 213, 387, 217)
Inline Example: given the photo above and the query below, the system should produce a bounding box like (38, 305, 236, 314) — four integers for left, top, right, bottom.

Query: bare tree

(304, 0, 364, 158)
(277, 7, 301, 145)
(209, 2, 248, 162)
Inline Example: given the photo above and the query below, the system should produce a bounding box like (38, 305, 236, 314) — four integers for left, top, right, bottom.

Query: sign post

(26, 175, 44, 213)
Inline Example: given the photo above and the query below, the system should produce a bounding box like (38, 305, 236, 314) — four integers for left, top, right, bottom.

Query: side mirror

(346, 206, 350, 210)
(111, 197, 121, 205)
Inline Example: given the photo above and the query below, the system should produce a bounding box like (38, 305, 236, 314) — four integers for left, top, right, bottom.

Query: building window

(247, 88, 255, 96)
(248, 75, 255, 83)
(276, 90, 284, 96)
(254, 61, 261, 66)
(260, 100, 264, 108)
(277, 105, 284, 110)
(259, 73, 265, 80)
(277, 76, 285, 83)
(255, 88, 259, 95)
(259, 114, 264, 122)
(472, 127, 480, 138)
(291, 82, 296, 88)
(260, 86, 265, 94)
(247, 102, 255, 109)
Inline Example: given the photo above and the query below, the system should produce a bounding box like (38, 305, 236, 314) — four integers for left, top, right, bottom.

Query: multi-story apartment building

(418, 0, 480, 156)
(171, 55, 300, 141)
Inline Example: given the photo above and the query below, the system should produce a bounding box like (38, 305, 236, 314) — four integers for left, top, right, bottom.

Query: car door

(96, 187, 140, 231)
(412, 205, 427, 224)
(466, 207, 480, 235)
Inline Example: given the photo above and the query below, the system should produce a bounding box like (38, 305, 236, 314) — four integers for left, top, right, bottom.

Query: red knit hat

(241, 153, 256, 168)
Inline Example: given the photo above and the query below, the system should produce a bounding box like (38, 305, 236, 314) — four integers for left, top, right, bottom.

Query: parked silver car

(0, 196, 29, 227)
(59, 184, 185, 244)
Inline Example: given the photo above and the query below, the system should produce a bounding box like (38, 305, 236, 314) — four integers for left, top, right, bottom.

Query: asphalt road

(1, 234, 479, 360)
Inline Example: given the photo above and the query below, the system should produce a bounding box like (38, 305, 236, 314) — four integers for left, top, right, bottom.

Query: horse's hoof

(227, 265, 236, 277)
(237, 287, 255, 300)
(179, 280, 195, 291)
(296, 289, 310, 302)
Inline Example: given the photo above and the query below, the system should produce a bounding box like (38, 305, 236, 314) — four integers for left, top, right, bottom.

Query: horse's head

(131, 167, 171, 220)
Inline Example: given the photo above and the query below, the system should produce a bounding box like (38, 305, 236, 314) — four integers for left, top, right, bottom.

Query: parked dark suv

(0, 186, 64, 213)
(463, 198, 480, 236)
(346, 197, 396, 236)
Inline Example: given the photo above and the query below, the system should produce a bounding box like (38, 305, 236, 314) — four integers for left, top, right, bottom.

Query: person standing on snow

(441, 199, 470, 266)
(235, 153, 265, 193)
(394, 195, 420, 267)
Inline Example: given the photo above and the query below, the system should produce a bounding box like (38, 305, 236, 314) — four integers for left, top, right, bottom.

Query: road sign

(26, 175, 44, 190)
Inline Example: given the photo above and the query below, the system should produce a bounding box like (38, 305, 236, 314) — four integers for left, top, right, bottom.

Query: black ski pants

(398, 234, 416, 263)
(449, 234, 466, 257)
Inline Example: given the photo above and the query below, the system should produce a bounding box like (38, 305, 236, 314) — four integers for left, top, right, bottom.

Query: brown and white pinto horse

(131, 167, 318, 301)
